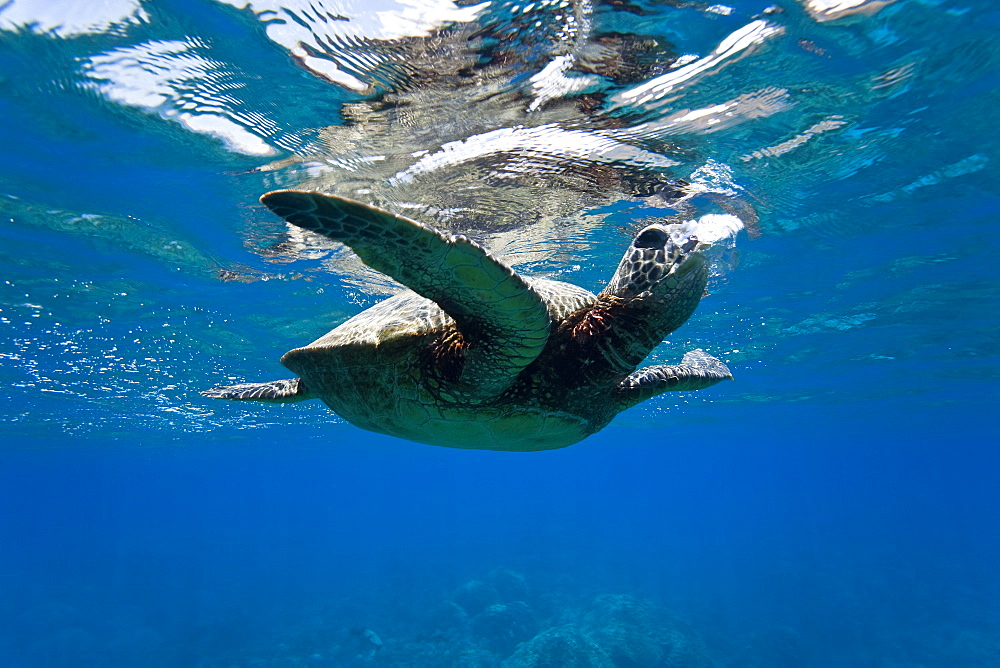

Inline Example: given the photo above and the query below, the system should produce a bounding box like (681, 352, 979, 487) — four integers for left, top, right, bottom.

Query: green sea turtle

(203, 190, 732, 450)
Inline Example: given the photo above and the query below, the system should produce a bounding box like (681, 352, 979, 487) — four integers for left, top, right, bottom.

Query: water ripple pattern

(0, 0, 997, 437)
(80, 38, 280, 155)
(223, 0, 490, 91)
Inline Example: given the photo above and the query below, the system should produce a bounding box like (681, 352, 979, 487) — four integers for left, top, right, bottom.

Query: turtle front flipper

(616, 350, 732, 409)
(202, 378, 314, 403)
(260, 190, 550, 399)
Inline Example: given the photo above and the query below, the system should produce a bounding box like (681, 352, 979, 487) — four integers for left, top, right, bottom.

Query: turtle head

(593, 222, 710, 357)
(559, 222, 710, 378)
(575, 222, 710, 370)
(602, 222, 708, 308)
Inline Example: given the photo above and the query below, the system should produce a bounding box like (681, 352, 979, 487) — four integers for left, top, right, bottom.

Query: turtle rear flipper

(260, 190, 551, 399)
(616, 350, 732, 409)
(202, 378, 313, 403)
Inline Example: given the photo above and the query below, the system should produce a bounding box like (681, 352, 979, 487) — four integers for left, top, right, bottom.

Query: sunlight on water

(0, 0, 148, 37)
(606, 19, 784, 112)
(1, 0, 997, 440)
(227, 0, 492, 90)
(81, 39, 279, 156)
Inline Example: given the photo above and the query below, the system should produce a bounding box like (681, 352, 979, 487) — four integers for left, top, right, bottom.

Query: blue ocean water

(1, 0, 998, 665)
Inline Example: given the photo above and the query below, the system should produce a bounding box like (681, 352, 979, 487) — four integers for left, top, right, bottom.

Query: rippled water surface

(1, 0, 998, 665)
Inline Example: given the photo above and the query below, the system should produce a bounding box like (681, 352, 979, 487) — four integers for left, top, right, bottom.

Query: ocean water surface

(1, 0, 998, 665)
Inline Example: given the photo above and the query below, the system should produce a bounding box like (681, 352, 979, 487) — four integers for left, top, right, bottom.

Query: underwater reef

(180, 568, 731, 666)
(4, 563, 1000, 667)
(323, 571, 717, 667)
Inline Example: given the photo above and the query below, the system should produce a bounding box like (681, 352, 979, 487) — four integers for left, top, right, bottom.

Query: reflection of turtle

(203, 190, 731, 451)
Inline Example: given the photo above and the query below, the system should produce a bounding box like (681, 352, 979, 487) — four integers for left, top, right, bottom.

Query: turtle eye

(634, 227, 669, 249)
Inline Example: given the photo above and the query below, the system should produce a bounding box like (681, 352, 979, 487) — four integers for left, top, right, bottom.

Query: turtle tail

(201, 378, 313, 403)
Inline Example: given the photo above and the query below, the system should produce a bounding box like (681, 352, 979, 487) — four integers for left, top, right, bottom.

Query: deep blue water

(2, 0, 999, 665)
